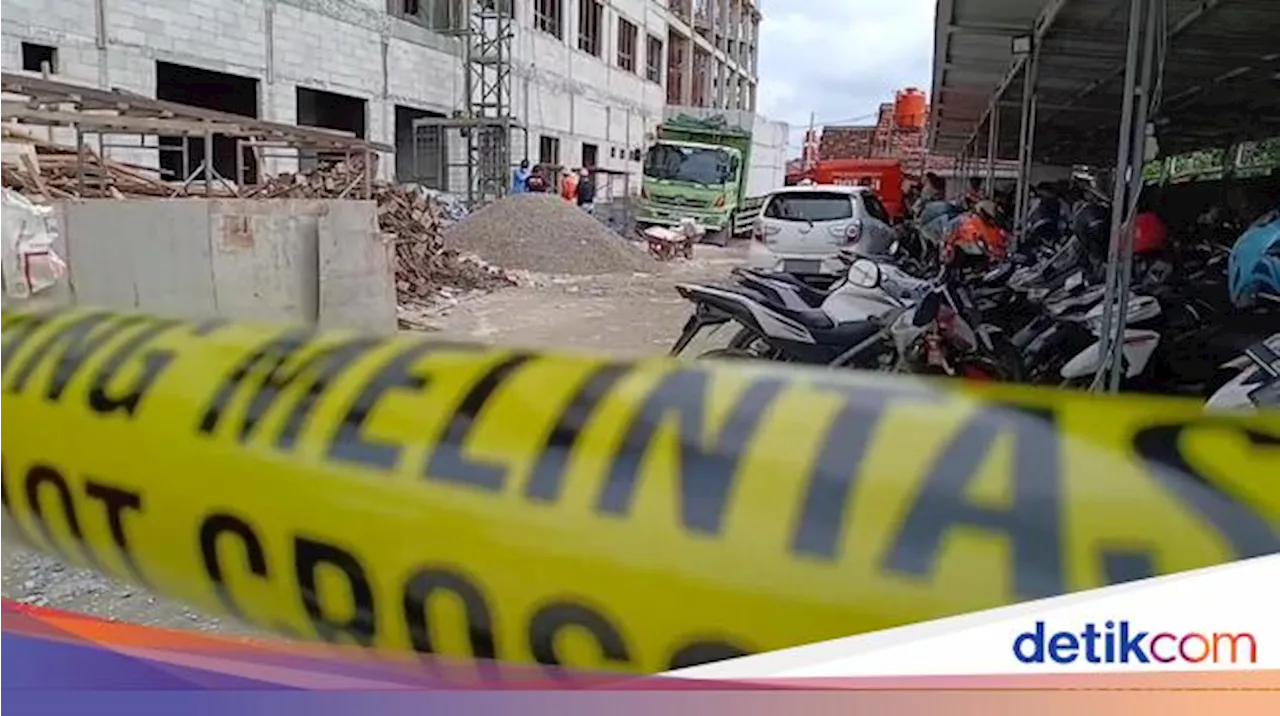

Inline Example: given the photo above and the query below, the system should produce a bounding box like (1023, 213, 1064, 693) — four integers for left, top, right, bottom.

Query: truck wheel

(703, 228, 728, 247)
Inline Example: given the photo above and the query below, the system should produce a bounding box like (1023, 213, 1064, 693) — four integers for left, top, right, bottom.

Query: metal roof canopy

(931, 0, 1280, 166)
(930, 0, 1053, 159)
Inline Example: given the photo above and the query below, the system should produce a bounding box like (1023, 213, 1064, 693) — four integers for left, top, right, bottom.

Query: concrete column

(680, 36, 693, 105)
(750, 12, 760, 76)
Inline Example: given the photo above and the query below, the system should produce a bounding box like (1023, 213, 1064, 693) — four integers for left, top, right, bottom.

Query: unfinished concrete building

(1, 0, 761, 193)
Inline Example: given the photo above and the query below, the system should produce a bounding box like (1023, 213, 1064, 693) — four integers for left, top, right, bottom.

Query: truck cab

(638, 140, 743, 238)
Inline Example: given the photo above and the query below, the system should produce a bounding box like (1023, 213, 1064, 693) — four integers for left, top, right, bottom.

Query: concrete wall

(22, 199, 396, 332)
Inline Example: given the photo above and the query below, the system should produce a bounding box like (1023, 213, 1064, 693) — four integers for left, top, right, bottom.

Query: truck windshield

(644, 144, 735, 184)
(764, 192, 854, 222)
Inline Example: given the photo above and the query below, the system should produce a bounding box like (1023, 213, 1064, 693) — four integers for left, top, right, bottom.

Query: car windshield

(644, 144, 735, 184)
(764, 192, 854, 222)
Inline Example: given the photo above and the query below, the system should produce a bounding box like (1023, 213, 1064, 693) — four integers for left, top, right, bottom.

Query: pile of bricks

(819, 101, 929, 164)
(819, 127, 876, 159)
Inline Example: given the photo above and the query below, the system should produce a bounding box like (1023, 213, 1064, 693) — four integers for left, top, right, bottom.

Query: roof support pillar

(986, 105, 999, 195)
(947, 0, 1069, 161)
(1095, 0, 1159, 393)
(1013, 37, 1041, 243)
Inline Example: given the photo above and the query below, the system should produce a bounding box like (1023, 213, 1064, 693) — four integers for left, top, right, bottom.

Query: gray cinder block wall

(27, 199, 397, 333)
(1, 1, 762, 187)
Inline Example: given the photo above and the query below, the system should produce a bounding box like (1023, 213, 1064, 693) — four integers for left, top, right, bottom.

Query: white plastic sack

(2, 188, 67, 299)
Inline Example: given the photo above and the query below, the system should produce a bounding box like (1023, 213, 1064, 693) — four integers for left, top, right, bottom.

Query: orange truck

(785, 158, 907, 221)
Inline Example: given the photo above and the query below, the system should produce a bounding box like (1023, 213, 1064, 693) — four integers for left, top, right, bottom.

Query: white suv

(748, 185, 897, 276)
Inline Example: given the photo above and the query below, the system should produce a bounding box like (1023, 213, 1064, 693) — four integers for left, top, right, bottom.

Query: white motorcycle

(670, 252, 1021, 381)
(1205, 334, 1280, 411)
(668, 250, 924, 367)
(1059, 292, 1164, 387)
(731, 245, 932, 322)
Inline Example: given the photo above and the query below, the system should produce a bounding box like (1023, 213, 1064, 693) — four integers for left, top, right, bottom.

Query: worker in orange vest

(560, 168, 579, 203)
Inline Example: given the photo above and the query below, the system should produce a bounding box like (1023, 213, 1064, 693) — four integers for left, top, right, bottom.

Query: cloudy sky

(756, 0, 936, 152)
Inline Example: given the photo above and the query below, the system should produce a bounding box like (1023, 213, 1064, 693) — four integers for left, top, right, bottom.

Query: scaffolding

(415, 0, 524, 208)
(2, 72, 388, 199)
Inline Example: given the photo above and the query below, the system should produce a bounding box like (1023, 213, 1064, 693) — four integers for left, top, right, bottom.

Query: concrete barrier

(17, 199, 396, 333)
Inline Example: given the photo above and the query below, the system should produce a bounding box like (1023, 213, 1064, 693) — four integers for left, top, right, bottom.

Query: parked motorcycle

(671, 188, 1279, 401)
(671, 249, 1021, 381)
(1205, 334, 1280, 411)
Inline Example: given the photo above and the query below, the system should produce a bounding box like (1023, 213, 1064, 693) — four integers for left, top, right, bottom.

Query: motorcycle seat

(770, 302, 840, 330)
(767, 302, 886, 347)
(736, 268, 831, 306)
(810, 318, 886, 347)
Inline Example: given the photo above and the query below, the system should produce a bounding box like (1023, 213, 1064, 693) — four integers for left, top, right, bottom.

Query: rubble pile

(0, 130, 515, 309)
(1, 128, 182, 199)
(252, 162, 514, 302)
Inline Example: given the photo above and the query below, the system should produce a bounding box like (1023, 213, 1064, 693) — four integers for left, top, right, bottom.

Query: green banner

(1144, 137, 1279, 184)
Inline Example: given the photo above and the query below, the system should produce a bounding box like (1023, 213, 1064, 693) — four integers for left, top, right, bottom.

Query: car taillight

(845, 219, 863, 243)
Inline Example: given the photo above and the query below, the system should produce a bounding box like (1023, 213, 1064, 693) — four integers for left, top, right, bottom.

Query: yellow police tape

(2, 307, 1278, 672)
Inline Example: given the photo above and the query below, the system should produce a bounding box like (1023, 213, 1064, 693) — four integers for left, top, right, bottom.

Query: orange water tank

(894, 88, 928, 130)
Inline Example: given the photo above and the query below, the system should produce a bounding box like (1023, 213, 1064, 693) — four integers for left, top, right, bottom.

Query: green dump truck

(636, 113, 764, 245)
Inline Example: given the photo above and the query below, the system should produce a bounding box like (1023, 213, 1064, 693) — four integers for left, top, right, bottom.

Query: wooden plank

(3, 72, 393, 153)
(2, 103, 244, 135)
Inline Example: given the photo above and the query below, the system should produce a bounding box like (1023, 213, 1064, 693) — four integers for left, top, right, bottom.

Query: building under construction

(1, 0, 762, 204)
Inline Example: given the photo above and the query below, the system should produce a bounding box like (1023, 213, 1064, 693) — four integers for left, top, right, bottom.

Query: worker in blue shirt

(512, 159, 531, 193)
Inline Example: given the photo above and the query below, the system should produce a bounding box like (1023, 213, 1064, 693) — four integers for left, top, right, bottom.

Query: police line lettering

(2, 308, 1277, 673)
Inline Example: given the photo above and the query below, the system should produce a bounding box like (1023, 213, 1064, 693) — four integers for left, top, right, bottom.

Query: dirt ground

(421, 243, 748, 355)
(1, 243, 747, 635)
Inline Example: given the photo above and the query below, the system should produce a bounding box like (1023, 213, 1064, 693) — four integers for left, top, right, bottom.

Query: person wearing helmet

(1130, 211, 1169, 255)
(1228, 207, 1280, 309)
(1128, 209, 1175, 289)
(942, 200, 1009, 267)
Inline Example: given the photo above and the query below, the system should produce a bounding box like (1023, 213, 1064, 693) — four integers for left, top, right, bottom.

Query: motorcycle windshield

(1013, 236, 1083, 291)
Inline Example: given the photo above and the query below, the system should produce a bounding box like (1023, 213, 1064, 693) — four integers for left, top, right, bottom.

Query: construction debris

(1, 127, 183, 199)
(0, 131, 514, 309)
(443, 193, 657, 275)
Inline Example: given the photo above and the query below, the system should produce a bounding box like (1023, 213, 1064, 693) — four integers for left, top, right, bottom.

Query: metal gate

(411, 122, 447, 192)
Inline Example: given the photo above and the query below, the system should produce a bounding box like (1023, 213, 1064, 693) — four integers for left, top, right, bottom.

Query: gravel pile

(2, 548, 248, 634)
(443, 194, 656, 275)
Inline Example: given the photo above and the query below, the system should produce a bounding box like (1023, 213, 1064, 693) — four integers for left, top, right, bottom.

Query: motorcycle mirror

(889, 240, 901, 256)
(847, 258, 882, 289)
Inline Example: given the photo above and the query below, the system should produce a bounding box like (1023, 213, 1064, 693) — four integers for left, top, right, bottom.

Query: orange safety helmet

(1132, 212, 1169, 254)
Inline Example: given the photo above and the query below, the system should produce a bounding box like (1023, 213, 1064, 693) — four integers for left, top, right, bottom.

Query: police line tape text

(3, 310, 1277, 602)
(0, 461, 750, 671)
